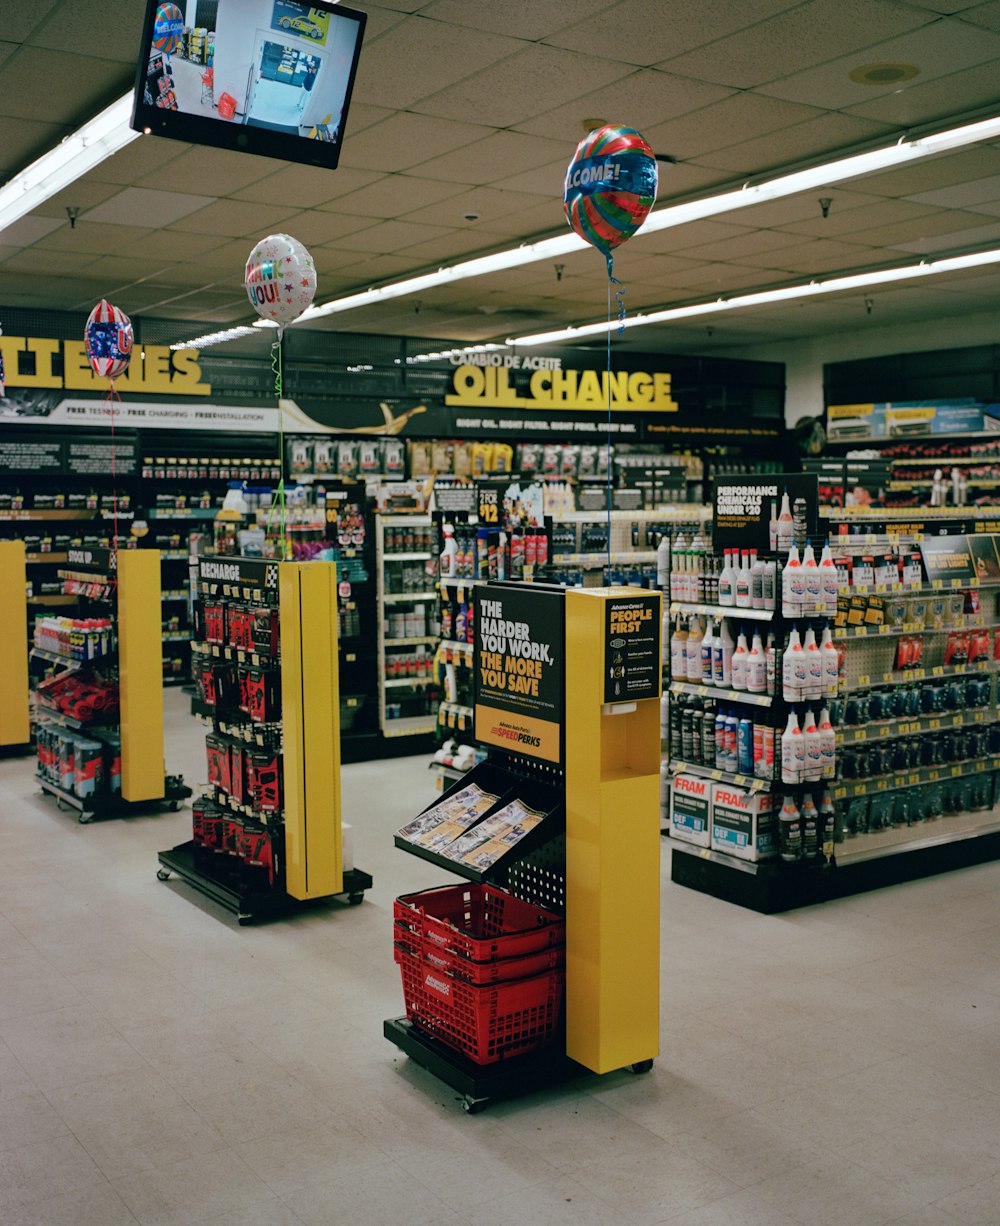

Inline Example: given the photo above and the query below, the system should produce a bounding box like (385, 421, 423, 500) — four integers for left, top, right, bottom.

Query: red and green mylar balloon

(564, 125, 657, 267)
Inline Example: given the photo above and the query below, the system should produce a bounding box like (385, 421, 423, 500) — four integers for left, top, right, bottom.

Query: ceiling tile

(462, 199, 568, 238)
(417, 0, 615, 40)
(340, 112, 494, 173)
(843, 57, 1000, 126)
(659, 0, 932, 89)
(406, 129, 570, 186)
(718, 188, 881, 229)
(692, 112, 896, 176)
(393, 228, 525, 263)
(642, 93, 824, 163)
(0, 215, 64, 247)
(855, 147, 1000, 198)
(901, 0, 985, 10)
(329, 174, 470, 219)
(549, 0, 802, 64)
(351, 15, 526, 110)
(638, 219, 755, 255)
(412, 44, 633, 128)
(737, 237, 887, 273)
(28, 0, 145, 64)
(846, 208, 1000, 246)
(404, 185, 549, 230)
(0, 40, 15, 71)
(757, 18, 1000, 109)
(113, 230, 223, 262)
(778, 198, 939, 239)
(342, 219, 457, 253)
(136, 148, 282, 198)
(329, 253, 423, 282)
(87, 136, 190, 186)
(90, 256, 176, 288)
(897, 218, 1000, 252)
(275, 210, 377, 247)
(34, 222, 156, 254)
(0, 1, 59, 42)
(0, 115, 66, 173)
(0, 46, 131, 125)
(0, 248, 96, 275)
(515, 69, 734, 145)
(32, 181, 123, 220)
(230, 164, 380, 209)
(84, 187, 216, 229)
(960, 1, 1000, 28)
(679, 229, 810, 262)
(907, 171, 1000, 208)
(167, 200, 301, 238)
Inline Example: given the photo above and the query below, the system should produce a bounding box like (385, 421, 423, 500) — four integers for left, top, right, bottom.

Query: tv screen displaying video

(130, 1, 366, 170)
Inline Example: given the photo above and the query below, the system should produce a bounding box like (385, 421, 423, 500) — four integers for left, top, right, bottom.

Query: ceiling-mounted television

(130, 1, 366, 170)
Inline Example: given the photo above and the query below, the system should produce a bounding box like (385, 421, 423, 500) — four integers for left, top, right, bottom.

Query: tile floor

(2, 689, 1000, 1224)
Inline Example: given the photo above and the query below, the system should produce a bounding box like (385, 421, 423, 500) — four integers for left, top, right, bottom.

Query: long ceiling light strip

(295, 112, 1000, 325)
(506, 247, 1000, 346)
(169, 325, 258, 350)
(0, 94, 139, 233)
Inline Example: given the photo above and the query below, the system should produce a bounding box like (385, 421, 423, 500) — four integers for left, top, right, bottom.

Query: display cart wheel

(348, 892, 365, 906)
(156, 868, 171, 882)
(169, 801, 182, 811)
(462, 1095, 489, 1115)
(628, 1059, 654, 1074)
(78, 811, 94, 824)
(237, 914, 253, 926)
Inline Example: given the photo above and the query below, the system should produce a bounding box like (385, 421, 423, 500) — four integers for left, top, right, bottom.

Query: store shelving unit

(376, 514, 439, 742)
(386, 584, 661, 1112)
(158, 557, 372, 923)
(32, 547, 190, 821)
(0, 541, 31, 753)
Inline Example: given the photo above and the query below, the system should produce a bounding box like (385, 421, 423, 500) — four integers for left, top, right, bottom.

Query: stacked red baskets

(393, 882, 565, 1065)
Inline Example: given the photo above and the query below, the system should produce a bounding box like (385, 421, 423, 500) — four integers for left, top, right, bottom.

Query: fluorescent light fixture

(506, 246, 1000, 346)
(0, 93, 139, 235)
(292, 111, 1000, 326)
(395, 343, 505, 365)
(169, 325, 258, 350)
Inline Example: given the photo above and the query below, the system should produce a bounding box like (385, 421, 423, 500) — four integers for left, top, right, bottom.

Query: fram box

(670, 773, 711, 848)
(710, 784, 776, 862)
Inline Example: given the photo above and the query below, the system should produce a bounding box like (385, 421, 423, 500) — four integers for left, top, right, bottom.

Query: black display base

(0, 742, 33, 759)
(156, 840, 373, 924)
(671, 831, 1000, 914)
(39, 775, 191, 824)
(383, 1017, 599, 1114)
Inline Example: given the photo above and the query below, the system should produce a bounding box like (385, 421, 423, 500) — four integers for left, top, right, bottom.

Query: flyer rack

(385, 582, 662, 1112)
(157, 557, 372, 923)
(31, 547, 190, 820)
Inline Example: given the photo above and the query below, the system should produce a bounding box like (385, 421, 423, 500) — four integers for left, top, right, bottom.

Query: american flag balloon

(564, 125, 657, 261)
(85, 300, 133, 381)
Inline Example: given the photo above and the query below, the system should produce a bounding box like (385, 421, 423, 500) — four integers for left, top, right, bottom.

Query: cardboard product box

(710, 784, 777, 862)
(670, 773, 711, 848)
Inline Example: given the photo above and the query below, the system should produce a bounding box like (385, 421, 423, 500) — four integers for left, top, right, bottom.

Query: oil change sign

(604, 592, 660, 704)
(474, 585, 564, 764)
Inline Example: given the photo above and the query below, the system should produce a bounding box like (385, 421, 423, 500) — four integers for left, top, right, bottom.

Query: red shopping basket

(395, 944, 563, 1064)
(394, 882, 564, 962)
(394, 922, 563, 985)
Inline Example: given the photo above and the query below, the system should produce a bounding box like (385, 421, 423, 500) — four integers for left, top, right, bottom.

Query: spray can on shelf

(737, 717, 754, 775)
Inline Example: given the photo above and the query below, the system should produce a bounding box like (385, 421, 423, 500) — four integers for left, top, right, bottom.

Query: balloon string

(104, 380, 120, 567)
(606, 254, 627, 336)
(606, 274, 612, 578)
(266, 334, 287, 559)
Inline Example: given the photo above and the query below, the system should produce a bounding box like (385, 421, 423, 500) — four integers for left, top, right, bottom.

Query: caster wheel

(156, 868, 171, 882)
(348, 893, 364, 906)
(628, 1059, 654, 1075)
(169, 801, 181, 812)
(78, 812, 93, 824)
(462, 1096, 488, 1114)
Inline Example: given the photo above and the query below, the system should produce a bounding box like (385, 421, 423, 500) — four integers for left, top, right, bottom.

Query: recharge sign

(474, 586, 564, 765)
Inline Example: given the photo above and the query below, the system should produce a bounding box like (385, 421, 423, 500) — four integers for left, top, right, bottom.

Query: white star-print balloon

(245, 234, 317, 330)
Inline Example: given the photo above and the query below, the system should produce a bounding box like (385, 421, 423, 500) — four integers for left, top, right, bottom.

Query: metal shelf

(670, 601, 774, 622)
(31, 647, 111, 668)
(383, 591, 437, 603)
(383, 676, 436, 688)
(830, 755, 1000, 802)
(143, 508, 219, 520)
(553, 551, 657, 567)
(846, 660, 992, 693)
(383, 552, 432, 562)
(381, 717, 437, 738)
(28, 594, 77, 607)
(384, 636, 438, 647)
(669, 681, 773, 708)
(836, 707, 993, 746)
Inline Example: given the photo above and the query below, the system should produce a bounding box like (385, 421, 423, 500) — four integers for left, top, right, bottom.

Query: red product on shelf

(247, 750, 281, 812)
(252, 608, 280, 656)
(222, 816, 242, 857)
(238, 821, 277, 887)
(229, 743, 246, 805)
(205, 733, 231, 793)
(203, 602, 225, 644)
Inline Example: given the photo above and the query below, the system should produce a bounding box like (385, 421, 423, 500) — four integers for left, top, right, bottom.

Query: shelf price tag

(932, 666, 944, 676)
(858, 674, 870, 687)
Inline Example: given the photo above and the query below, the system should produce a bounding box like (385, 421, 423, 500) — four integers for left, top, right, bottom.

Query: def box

(670, 773, 711, 848)
(710, 783, 776, 862)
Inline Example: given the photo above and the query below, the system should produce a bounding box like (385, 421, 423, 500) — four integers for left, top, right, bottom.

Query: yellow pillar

(117, 550, 165, 801)
(279, 562, 343, 900)
(0, 541, 31, 746)
(564, 587, 661, 1074)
